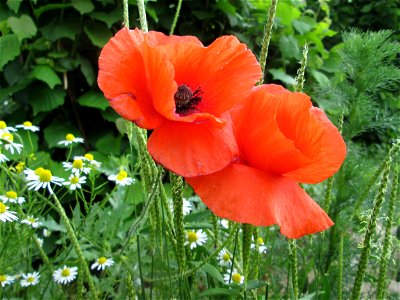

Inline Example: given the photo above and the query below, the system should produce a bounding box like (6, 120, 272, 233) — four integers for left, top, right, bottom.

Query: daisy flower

(63, 174, 86, 190)
(1, 133, 23, 154)
(0, 153, 9, 163)
(0, 274, 15, 287)
(108, 170, 134, 186)
(74, 153, 101, 168)
(21, 216, 42, 228)
(62, 159, 91, 175)
(91, 257, 115, 271)
(35, 236, 44, 247)
(185, 230, 207, 249)
(25, 167, 64, 194)
(220, 219, 230, 229)
(53, 266, 78, 285)
(58, 133, 84, 146)
(0, 190, 25, 204)
(43, 228, 51, 237)
(224, 269, 244, 285)
(169, 197, 192, 216)
(20, 271, 40, 287)
(217, 248, 232, 267)
(0, 202, 18, 222)
(251, 237, 268, 254)
(16, 121, 40, 132)
(0, 120, 17, 134)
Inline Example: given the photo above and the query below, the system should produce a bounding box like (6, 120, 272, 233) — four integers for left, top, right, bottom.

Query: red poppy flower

(98, 28, 262, 177)
(187, 84, 346, 238)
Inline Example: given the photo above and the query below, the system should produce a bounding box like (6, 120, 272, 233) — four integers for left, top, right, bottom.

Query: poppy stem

(122, 0, 129, 28)
(258, 0, 278, 84)
(170, 0, 183, 35)
(137, 0, 148, 32)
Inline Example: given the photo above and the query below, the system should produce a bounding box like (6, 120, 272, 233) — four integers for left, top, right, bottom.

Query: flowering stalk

(289, 239, 299, 300)
(252, 227, 260, 280)
(170, 172, 185, 273)
(350, 140, 399, 300)
(377, 163, 398, 299)
(242, 223, 252, 283)
(337, 234, 344, 300)
(77, 260, 85, 300)
(126, 272, 137, 300)
(169, 0, 183, 35)
(295, 44, 309, 92)
(137, 0, 148, 32)
(122, 0, 129, 28)
(258, 0, 278, 82)
(51, 193, 98, 299)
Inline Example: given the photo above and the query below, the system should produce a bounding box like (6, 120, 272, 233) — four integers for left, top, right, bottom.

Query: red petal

(186, 164, 333, 239)
(147, 116, 238, 177)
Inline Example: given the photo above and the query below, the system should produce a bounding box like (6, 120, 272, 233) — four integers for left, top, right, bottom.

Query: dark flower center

(174, 84, 202, 115)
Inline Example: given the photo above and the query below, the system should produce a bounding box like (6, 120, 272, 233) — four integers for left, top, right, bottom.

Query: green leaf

(40, 20, 80, 41)
(77, 91, 109, 111)
(276, 2, 301, 28)
(95, 134, 121, 155)
(7, 0, 22, 13)
(0, 78, 32, 100)
(7, 15, 37, 41)
(292, 16, 316, 35)
(90, 8, 121, 27)
(72, 0, 94, 14)
(78, 55, 95, 86)
(101, 108, 119, 122)
(30, 65, 61, 89)
(269, 69, 297, 86)
(200, 264, 225, 283)
(0, 34, 21, 70)
(279, 35, 301, 60)
(310, 69, 330, 87)
(43, 122, 78, 149)
(246, 279, 267, 290)
(29, 85, 65, 115)
(84, 22, 112, 47)
(199, 287, 239, 297)
(184, 211, 211, 223)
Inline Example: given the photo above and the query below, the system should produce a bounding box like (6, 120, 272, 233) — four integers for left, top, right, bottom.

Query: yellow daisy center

(34, 167, 45, 176)
(2, 133, 13, 142)
(0, 202, 6, 213)
(116, 170, 128, 181)
(257, 237, 264, 245)
(0, 121, 6, 129)
(23, 121, 33, 127)
(16, 162, 25, 173)
(28, 217, 36, 223)
(66, 133, 75, 141)
(187, 231, 198, 243)
(232, 273, 242, 284)
(84, 153, 94, 161)
(70, 176, 79, 184)
(0, 275, 6, 282)
(39, 169, 52, 182)
(61, 269, 71, 277)
(223, 253, 230, 262)
(72, 159, 83, 169)
(98, 257, 107, 264)
(27, 276, 34, 283)
(6, 191, 17, 199)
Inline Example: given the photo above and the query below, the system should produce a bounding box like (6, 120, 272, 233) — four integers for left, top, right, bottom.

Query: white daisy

(25, 168, 64, 194)
(43, 228, 51, 237)
(0, 153, 9, 163)
(185, 229, 207, 249)
(58, 133, 84, 146)
(16, 121, 40, 132)
(62, 159, 91, 175)
(91, 257, 115, 271)
(220, 219, 229, 229)
(251, 237, 268, 254)
(108, 170, 134, 186)
(182, 198, 193, 215)
(1, 133, 23, 154)
(35, 236, 44, 247)
(53, 266, 78, 285)
(224, 269, 244, 285)
(63, 174, 86, 190)
(20, 271, 40, 287)
(217, 248, 232, 267)
(21, 216, 42, 228)
(74, 153, 101, 168)
(0, 202, 18, 222)
(0, 190, 25, 204)
(0, 120, 17, 134)
(0, 274, 15, 287)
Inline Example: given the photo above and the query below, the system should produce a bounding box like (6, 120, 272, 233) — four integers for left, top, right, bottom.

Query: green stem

(242, 224, 252, 284)
(137, 0, 148, 32)
(289, 239, 299, 300)
(169, 0, 183, 35)
(122, 0, 129, 28)
(295, 44, 309, 92)
(337, 233, 344, 300)
(51, 193, 98, 299)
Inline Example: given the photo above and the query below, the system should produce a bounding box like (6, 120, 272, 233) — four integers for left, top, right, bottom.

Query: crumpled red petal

(147, 115, 238, 177)
(186, 164, 334, 239)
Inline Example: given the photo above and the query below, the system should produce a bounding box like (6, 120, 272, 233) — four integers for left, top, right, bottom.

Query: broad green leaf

(72, 0, 94, 14)
(7, 0, 22, 13)
(279, 35, 301, 60)
(0, 34, 21, 70)
(40, 20, 80, 41)
(276, 2, 300, 28)
(84, 22, 112, 47)
(29, 85, 65, 115)
(43, 122, 78, 148)
(95, 134, 121, 155)
(30, 65, 61, 89)
(0, 78, 32, 100)
(101, 108, 119, 122)
(77, 91, 109, 111)
(7, 15, 37, 41)
(26, 151, 51, 170)
(48, 51, 68, 58)
(90, 8, 121, 27)
(199, 287, 239, 297)
(269, 68, 297, 86)
(78, 55, 95, 86)
(200, 264, 225, 283)
(310, 69, 330, 87)
(293, 19, 315, 35)
(184, 211, 211, 223)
